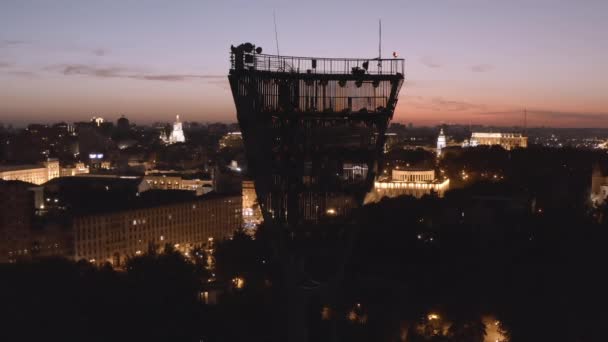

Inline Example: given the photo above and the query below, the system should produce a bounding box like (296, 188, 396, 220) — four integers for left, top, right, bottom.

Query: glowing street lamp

(232, 276, 245, 289)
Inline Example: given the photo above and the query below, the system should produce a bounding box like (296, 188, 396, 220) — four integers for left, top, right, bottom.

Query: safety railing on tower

(231, 51, 404, 76)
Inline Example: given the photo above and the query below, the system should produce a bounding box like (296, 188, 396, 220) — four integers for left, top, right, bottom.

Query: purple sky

(1, 0, 607, 127)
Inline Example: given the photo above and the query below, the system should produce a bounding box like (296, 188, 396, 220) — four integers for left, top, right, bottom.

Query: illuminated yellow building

(392, 168, 435, 182)
(242, 180, 262, 226)
(367, 167, 450, 202)
(0, 159, 60, 185)
(144, 173, 213, 193)
(60, 162, 90, 177)
(468, 132, 528, 150)
(73, 193, 242, 266)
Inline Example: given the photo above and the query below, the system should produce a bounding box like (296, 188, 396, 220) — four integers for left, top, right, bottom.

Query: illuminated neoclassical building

(367, 167, 450, 202)
(59, 162, 90, 177)
(143, 172, 213, 194)
(464, 132, 527, 150)
(0, 159, 60, 185)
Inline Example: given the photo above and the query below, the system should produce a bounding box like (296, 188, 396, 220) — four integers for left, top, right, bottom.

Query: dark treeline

(441, 146, 607, 205)
(1, 246, 212, 342)
(341, 193, 608, 341)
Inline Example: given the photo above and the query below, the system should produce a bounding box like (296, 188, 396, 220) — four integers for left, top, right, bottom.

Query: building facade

(436, 129, 446, 155)
(467, 132, 528, 150)
(219, 132, 244, 150)
(60, 162, 90, 177)
(591, 165, 608, 206)
(144, 174, 213, 193)
(0, 176, 242, 265)
(161, 115, 186, 144)
(242, 180, 262, 228)
(392, 168, 435, 182)
(0, 159, 60, 185)
(0, 181, 35, 263)
(367, 167, 450, 202)
(384, 133, 399, 153)
(169, 115, 186, 144)
(73, 193, 242, 266)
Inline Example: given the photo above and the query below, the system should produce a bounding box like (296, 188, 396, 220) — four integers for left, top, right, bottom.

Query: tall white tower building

(169, 115, 186, 144)
(437, 128, 446, 156)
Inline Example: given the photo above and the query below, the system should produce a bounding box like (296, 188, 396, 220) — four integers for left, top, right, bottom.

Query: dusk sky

(1, 0, 607, 127)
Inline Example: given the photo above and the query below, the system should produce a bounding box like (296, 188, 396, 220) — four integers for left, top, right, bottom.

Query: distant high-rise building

(116, 116, 130, 131)
(437, 128, 446, 155)
(161, 115, 186, 144)
(169, 115, 186, 144)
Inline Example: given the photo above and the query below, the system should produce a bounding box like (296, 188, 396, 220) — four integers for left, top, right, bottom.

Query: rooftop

(230, 43, 404, 76)
(0, 164, 46, 172)
(472, 132, 526, 138)
(145, 172, 212, 180)
(0, 179, 38, 188)
(42, 176, 237, 216)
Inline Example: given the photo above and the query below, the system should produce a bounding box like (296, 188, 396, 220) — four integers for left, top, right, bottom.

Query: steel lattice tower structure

(229, 43, 403, 227)
(228, 42, 404, 341)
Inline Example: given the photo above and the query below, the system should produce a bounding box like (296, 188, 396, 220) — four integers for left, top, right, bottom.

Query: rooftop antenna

(377, 19, 383, 71)
(273, 10, 280, 57)
(524, 109, 527, 135)
(378, 19, 382, 60)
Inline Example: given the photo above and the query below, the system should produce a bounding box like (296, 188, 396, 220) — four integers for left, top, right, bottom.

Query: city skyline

(2, 3, 607, 341)
(1, 0, 607, 128)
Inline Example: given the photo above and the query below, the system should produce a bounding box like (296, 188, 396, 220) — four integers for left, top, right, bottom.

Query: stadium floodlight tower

(229, 42, 404, 341)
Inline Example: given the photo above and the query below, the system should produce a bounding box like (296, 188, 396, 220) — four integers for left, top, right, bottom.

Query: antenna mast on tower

(379, 19, 382, 60)
(273, 11, 280, 57)
(524, 109, 528, 135)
